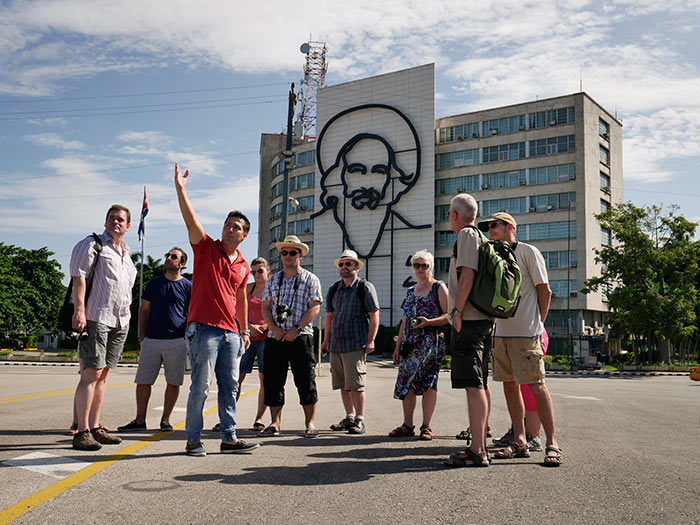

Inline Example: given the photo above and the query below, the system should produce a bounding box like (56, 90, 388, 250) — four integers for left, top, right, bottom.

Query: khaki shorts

(330, 349, 366, 391)
(78, 321, 128, 369)
(492, 336, 545, 385)
(135, 337, 187, 386)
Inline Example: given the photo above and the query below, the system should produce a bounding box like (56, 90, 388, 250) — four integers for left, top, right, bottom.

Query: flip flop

(258, 426, 280, 437)
(252, 422, 265, 432)
(304, 427, 319, 438)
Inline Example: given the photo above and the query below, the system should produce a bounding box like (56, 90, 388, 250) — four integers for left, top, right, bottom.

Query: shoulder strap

(357, 279, 367, 315)
(62, 233, 103, 306)
(327, 280, 341, 308)
(430, 280, 445, 315)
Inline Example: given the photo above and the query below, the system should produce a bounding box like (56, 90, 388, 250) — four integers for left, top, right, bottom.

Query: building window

(600, 199, 610, 213)
(271, 181, 285, 198)
(542, 250, 577, 269)
(520, 221, 576, 241)
(545, 309, 571, 328)
(293, 150, 315, 166)
(483, 197, 527, 216)
(436, 175, 480, 195)
(290, 195, 314, 213)
(272, 160, 285, 176)
(601, 227, 611, 246)
(483, 169, 526, 189)
(528, 163, 575, 185)
(436, 149, 481, 170)
(437, 231, 457, 247)
(290, 172, 314, 191)
(529, 135, 575, 157)
(271, 225, 283, 242)
(288, 219, 313, 235)
(528, 106, 575, 129)
(306, 241, 314, 256)
(270, 202, 284, 219)
(530, 192, 576, 212)
(599, 145, 610, 166)
(482, 142, 526, 163)
(439, 122, 480, 143)
(550, 279, 578, 298)
(600, 172, 611, 192)
(482, 115, 526, 136)
(436, 205, 451, 222)
(436, 257, 451, 274)
(599, 119, 610, 139)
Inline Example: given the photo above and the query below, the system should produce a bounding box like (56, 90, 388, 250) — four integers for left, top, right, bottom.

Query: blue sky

(1, 0, 699, 281)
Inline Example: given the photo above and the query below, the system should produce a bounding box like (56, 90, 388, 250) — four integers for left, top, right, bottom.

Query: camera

(409, 318, 419, 328)
(65, 331, 89, 344)
(276, 304, 292, 324)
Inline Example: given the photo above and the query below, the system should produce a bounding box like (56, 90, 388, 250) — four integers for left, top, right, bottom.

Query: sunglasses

(412, 263, 429, 270)
(280, 250, 299, 257)
(253, 268, 267, 274)
(488, 221, 506, 230)
(339, 261, 356, 268)
(164, 253, 179, 260)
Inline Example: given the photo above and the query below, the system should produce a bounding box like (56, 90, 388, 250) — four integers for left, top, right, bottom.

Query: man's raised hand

(174, 163, 190, 189)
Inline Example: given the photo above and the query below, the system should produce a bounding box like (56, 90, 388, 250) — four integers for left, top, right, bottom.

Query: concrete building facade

(259, 64, 623, 347)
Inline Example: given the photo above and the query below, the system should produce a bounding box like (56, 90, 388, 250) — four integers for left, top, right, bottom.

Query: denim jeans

(185, 322, 244, 443)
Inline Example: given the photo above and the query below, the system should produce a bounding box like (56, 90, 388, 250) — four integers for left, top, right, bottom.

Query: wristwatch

(242, 329, 251, 337)
(294, 324, 302, 332)
(449, 308, 462, 321)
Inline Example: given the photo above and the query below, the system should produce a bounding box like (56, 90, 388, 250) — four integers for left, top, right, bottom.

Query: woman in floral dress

(390, 250, 449, 440)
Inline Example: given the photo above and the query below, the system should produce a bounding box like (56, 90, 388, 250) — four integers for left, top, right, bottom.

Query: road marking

(0, 379, 164, 405)
(152, 406, 186, 412)
(550, 393, 602, 401)
(3, 452, 89, 479)
(0, 389, 257, 523)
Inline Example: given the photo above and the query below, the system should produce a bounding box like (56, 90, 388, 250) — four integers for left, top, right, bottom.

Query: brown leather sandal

(493, 442, 530, 459)
(388, 423, 415, 437)
(419, 425, 433, 441)
(443, 448, 489, 468)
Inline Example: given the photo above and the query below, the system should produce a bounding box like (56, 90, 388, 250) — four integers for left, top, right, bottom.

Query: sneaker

(220, 440, 260, 454)
(492, 427, 515, 447)
(72, 430, 102, 451)
(347, 419, 366, 434)
(160, 421, 173, 431)
(91, 428, 122, 445)
(186, 441, 206, 456)
(117, 420, 147, 432)
(527, 433, 543, 452)
(330, 416, 355, 431)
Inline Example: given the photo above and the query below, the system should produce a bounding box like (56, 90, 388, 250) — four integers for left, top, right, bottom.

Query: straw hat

(333, 249, 364, 270)
(275, 235, 309, 256)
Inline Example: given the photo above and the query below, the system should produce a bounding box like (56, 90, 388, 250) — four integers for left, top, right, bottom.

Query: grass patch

(0, 349, 12, 356)
(57, 352, 76, 358)
(122, 352, 140, 360)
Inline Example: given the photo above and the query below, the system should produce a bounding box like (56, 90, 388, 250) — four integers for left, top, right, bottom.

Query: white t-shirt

(494, 242, 548, 337)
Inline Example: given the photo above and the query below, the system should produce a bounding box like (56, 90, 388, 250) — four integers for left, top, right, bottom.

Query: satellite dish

(300, 42, 310, 54)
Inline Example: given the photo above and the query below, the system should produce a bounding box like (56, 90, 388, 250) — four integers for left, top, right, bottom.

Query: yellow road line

(0, 389, 257, 523)
(0, 380, 159, 404)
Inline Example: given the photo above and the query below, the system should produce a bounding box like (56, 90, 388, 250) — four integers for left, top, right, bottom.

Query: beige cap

(477, 212, 517, 232)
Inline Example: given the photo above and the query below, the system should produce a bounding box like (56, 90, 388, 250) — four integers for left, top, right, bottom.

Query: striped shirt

(263, 267, 322, 336)
(69, 231, 137, 329)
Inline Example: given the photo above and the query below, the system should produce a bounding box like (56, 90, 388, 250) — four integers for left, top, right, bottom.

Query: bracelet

(242, 329, 251, 336)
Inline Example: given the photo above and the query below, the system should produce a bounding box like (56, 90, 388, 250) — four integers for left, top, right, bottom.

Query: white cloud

(23, 133, 86, 150)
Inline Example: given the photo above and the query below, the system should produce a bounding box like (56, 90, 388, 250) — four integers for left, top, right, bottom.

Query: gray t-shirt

(326, 277, 379, 353)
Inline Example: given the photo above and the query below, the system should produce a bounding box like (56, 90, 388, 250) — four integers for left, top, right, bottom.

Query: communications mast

(297, 40, 327, 138)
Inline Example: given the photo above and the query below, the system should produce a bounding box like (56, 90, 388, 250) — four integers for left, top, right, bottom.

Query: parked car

(0, 338, 24, 350)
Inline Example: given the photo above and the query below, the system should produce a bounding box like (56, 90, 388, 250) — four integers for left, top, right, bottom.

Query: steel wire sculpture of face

(312, 104, 429, 259)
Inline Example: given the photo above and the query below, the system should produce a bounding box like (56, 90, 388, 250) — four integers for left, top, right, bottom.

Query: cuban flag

(137, 187, 148, 241)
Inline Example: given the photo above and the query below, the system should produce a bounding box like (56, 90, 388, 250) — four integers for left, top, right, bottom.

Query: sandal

(258, 425, 280, 437)
(212, 423, 221, 432)
(443, 448, 489, 468)
(455, 428, 472, 444)
(304, 427, 319, 438)
(543, 446, 563, 467)
(493, 442, 530, 459)
(251, 422, 265, 432)
(419, 425, 433, 441)
(67, 423, 78, 436)
(388, 423, 415, 437)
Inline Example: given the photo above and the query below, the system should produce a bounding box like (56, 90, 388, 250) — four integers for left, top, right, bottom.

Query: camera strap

(277, 270, 302, 313)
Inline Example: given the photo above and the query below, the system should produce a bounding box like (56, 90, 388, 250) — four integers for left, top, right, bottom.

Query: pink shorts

(521, 329, 548, 411)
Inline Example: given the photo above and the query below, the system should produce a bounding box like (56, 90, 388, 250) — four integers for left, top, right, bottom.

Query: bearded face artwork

(313, 104, 430, 258)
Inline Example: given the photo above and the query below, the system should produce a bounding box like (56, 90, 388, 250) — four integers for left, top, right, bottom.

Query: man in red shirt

(175, 163, 259, 456)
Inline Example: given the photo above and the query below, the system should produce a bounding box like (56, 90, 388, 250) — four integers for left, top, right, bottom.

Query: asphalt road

(1, 360, 699, 524)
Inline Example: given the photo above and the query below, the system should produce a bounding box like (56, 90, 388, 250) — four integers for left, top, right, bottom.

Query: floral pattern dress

(393, 284, 446, 400)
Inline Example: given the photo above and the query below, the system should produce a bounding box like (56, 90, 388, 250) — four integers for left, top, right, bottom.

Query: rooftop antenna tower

(297, 38, 327, 138)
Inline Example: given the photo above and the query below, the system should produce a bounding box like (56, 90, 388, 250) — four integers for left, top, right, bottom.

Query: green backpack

(453, 226, 522, 319)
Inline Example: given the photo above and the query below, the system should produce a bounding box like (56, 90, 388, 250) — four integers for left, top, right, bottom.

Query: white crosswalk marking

(550, 393, 602, 401)
(3, 452, 89, 479)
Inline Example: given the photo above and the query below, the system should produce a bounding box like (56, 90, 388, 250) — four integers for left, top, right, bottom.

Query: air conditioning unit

(472, 133, 479, 138)
(481, 183, 490, 190)
(569, 173, 576, 180)
(549, 120, 557, 126)
(304, 228, 311, 233)
(570, 291, 578, 297)
(529, 206, 536, 212)
(519, 180, 527, 186)
(602, 132, 609, 140)
(570, 261, 577, 268)
(298, 206, 307, 211)
(490, 128, 499, 135)
(519, 125, 526, 131)
(547, 205, 554, 211)
(457, 135, 464, 141)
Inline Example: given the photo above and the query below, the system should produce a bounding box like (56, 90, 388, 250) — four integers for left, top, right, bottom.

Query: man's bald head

(449, 193, 478, 224)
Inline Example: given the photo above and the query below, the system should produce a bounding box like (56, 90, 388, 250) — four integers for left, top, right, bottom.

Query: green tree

(0, 243, 66, 336)
(582, 203, 700, 362)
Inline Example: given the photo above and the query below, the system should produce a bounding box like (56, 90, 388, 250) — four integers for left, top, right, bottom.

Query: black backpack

(327, 278, 369, 319)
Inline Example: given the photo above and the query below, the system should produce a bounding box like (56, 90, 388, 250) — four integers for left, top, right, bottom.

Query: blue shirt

(142, 275, 192, 339)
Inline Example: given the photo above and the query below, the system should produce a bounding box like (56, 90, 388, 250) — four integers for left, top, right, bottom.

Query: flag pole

(138, 185, 146, 341)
